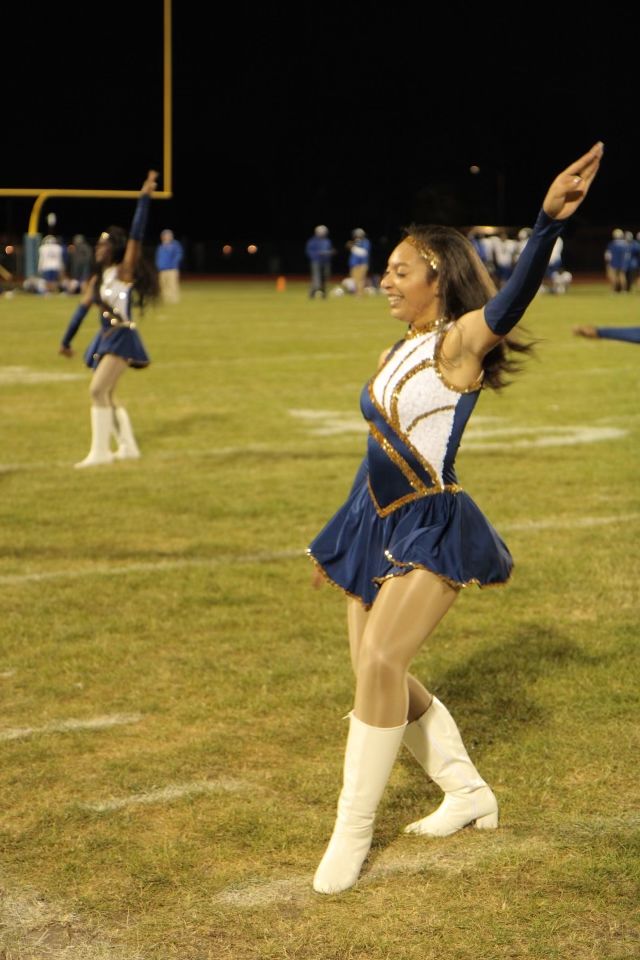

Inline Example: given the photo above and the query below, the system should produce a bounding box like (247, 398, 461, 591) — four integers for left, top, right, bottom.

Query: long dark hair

(96, 225, 159, 312)
(404, 223, 534, 390)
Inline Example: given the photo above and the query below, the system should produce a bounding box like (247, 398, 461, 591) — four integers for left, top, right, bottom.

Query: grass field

(1, 279, 638, 960)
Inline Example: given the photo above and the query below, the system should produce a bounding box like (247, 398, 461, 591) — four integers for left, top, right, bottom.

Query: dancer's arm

(59, 277, 96, 356)
(119, 170, 158, 282)
(447, 142, 604, 363)
(588, 326, 640, 344)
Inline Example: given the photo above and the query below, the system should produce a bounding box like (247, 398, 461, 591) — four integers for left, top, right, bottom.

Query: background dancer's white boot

(74, 406, 115, 468)
(403, 696, 498, 837)
(313, 714, 406, 895)
(112, 406, 141, 460)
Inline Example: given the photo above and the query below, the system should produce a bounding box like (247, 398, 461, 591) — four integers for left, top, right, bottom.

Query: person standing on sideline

(58, 170, 159, 468)
(38, 235, 66, 293)
(306, 142, 603, 895)
(68, 234, 94, 288)
(155, 228, 184, 304)
(604, 228, 629, 292)
(346, 228, 371, 296)
(305, 225, 334, 299)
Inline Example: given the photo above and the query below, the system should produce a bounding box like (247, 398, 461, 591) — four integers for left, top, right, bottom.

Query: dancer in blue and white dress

(59, 170, 159, 468)
(308, 142, 604, 895)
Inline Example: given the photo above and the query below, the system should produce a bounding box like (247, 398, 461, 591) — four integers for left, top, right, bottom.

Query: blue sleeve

(484, 209, 565, 336)
(61, 303, 90, 347)
(597, 326, 640, 344)
(130, 193, 151, 242)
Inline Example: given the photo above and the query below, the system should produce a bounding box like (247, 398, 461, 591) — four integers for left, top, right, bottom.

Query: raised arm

(119, 170, 159, 282)
(451, 142, 604, 363)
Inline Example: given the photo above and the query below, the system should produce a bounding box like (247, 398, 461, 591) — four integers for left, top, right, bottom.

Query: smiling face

(380, 240, 442, 330)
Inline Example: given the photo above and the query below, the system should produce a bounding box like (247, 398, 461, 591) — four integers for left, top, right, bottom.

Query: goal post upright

(0, 0, 173, 278)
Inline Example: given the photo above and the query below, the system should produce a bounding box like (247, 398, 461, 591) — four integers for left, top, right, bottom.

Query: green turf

(0, 280, 638, 959)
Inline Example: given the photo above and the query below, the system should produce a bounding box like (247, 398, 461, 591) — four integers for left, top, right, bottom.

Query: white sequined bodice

(99, 265, 132, 323)
(367, 327, 481, 488)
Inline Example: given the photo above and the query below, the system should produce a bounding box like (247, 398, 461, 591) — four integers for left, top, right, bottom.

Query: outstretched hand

(141, 170, 159, 195)
(543, 142, 604, 220)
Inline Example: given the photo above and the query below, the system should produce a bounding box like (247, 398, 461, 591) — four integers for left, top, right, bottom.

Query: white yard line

(500, 512, 640, 532)
(214, 834, 553, 907)
(82, 778, 246, 812)
(1, 512, 638, 589)
(0, 549, 302, 585)
(0, 713, 142, 743)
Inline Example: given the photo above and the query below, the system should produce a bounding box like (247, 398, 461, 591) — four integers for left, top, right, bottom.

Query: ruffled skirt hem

(307, 478, 513, 608)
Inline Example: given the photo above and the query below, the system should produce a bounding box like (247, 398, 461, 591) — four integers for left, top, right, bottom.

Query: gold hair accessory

(405, 235, 439, 272)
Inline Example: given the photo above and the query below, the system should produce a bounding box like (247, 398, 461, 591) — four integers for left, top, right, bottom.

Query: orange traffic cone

(276, 275, 287, 292)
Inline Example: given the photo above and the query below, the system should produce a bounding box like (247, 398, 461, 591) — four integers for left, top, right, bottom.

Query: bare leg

(353, 570, 458, 728)
(75, 355, 128, 468)
(351, 571, 498, 837)
(314, 571, 456, 894)
(347, 596, 434, 723)
(89, 353, 128, 407)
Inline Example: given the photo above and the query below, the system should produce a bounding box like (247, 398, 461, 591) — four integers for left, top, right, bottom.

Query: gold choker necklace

(406, 317, 447, 339)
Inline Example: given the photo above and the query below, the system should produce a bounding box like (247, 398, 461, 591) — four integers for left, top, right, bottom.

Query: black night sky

(3, 4, 639, 273)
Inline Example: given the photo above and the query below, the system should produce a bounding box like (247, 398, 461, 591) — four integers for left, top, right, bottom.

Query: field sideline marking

(214, 834, 554, 907)
(0, 516, 638, 590)
(500, 513, 640, 532)
(81, 778, 246, 813)
(0, 549, 302, 585)
(0, 712, 142, 742)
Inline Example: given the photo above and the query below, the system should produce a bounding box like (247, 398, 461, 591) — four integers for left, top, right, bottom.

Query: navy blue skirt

(308, 469, 513, 608)
(84, 325, 150, 370)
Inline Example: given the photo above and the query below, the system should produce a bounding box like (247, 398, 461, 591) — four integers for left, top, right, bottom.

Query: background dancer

(59, 170, 159, 468)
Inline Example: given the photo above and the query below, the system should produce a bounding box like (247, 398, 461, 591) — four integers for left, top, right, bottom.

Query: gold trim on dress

(379, 336, 431, 409)
(372, 548, 512, 591)
(406, 404, 456, 434)
(368, 378, 442, 487)
(367, 424, 462, 518)
(434, 331, 484, 394)
(306, 550, 373, 609)
(369, 422, 429, 495)
(367, 476, 424, 518)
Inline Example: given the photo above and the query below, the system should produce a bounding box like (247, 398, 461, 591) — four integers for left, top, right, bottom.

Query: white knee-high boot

(112, 406, 140, 460)
(313, 714, 406, 895)
(403, 697, 498, 837)
(74, 406, 114, 468)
